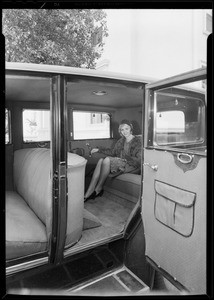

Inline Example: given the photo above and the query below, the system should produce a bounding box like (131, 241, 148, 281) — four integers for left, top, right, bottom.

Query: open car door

(142, 68, 206, 294)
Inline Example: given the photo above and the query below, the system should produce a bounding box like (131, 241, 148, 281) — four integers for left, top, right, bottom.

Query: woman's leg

(84, 158, 104, 198)
(95, 157, 111, 194)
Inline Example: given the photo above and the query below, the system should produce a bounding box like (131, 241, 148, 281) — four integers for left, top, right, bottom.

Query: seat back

(14, 148, 52, 229)
(14, 148, 86, 247)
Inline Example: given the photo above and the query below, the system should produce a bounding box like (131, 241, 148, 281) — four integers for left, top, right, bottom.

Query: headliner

(5, 62, 152, 108)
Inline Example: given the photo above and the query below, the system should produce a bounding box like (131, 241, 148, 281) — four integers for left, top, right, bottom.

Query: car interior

(5, 68, 147, 266)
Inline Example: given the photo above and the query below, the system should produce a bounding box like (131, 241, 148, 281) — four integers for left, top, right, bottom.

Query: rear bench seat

(104, 173, 141, 203)
(85, 153, 141, 204)
(6, 148, 86, 260)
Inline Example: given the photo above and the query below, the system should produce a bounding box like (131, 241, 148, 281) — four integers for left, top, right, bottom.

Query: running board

(67, 265, 150, 296)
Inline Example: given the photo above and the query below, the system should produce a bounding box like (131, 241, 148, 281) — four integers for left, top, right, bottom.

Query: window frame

(71, 109, 113, 141)
(152, 94, 206, 147)
(22, 108, 51, 143)
(5, 108, 12, 145)
(145, 68, 207, 156)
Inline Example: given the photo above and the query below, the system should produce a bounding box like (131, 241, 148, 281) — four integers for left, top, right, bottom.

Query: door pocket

(154, 180, 196, 237)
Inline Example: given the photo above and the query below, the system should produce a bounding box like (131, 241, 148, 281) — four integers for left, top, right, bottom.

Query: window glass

(23, 109, 50, 142)
(73, 111, 111, 140)
(5, 108, 11, 144)
(156, 111, 185, 134)
(153, 89, 205, 147)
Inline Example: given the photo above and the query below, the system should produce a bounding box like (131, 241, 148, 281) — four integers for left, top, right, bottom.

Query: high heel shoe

(95, 189, 104, 198)
(84, 191, 96, 202)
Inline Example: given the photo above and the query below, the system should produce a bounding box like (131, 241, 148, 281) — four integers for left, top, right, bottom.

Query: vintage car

(5, 62, 207, 296)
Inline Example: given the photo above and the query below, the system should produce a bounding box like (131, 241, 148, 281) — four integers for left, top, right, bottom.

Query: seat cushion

(6, 191, 47, 260)
(104, 174, 141, 203)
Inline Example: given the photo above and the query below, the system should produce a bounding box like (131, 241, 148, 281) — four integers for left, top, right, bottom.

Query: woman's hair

(118, 119, 133, 136)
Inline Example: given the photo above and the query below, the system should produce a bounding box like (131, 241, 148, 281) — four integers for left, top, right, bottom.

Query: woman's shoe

(84, 191, 96, 202)
(95, 189, 104, 198)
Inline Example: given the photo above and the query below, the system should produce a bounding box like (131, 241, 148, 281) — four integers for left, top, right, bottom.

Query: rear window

(72, 111, 111, 140)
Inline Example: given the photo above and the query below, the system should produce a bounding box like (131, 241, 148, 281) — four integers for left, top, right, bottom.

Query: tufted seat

(6, 148, 87, 260)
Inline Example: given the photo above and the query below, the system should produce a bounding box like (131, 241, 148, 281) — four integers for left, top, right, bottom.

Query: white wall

(97, 9, 212, 80)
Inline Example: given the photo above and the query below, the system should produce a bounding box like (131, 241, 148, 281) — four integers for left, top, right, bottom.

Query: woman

(84, 119, 142, 201)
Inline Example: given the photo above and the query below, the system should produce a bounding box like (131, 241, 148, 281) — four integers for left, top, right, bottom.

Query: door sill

(64, 232, 124, 258)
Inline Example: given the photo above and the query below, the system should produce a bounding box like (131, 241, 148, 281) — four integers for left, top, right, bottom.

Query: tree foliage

(2, 9, 108, 68)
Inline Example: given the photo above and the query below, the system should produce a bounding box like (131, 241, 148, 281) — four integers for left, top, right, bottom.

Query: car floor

(72, 190, 135, 249)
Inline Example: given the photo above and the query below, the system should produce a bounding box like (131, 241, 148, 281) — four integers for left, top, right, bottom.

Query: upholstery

(66, 153, 87, 247)
(104, 173, 141, 203)
(13, 148, 52, 240)
(154, 180, 196, 236)
(6, 148, 87, 260)
(85, 153, 142, 204)
(6, 191, 47, 260)
(142, 151, 206, 293)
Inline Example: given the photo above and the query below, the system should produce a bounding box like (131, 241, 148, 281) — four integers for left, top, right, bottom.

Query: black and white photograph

(3, 1, 213, 297)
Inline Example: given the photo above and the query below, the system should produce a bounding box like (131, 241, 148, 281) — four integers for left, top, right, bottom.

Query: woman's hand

(91, 148, 99, 154)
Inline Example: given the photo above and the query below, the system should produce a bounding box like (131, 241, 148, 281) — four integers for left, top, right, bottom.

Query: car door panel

(142, 149, 206, 292)
(141, 68, 207, 293)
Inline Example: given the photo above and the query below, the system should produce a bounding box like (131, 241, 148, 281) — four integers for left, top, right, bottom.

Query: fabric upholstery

(6, 191, 47, 259)
(142, 152, 206, 293)
(14, 148, 52, 235)
(65, 153, 87, 246)
(7, 148, 86, 260)
(154, 181, 196, 236)
(104, 173, 141, 203)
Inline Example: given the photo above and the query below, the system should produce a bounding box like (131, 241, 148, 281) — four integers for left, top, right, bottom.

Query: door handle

(144, 163, 158, 171)
(177, 153, 194, 164)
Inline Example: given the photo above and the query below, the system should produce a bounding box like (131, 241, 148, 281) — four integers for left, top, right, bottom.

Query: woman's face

(120, 124, 132, 137)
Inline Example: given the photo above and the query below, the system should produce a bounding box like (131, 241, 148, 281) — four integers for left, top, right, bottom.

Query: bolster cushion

(65, 153, 87, 247)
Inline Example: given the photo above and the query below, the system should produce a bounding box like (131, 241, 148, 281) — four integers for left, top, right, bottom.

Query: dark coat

(99, 136, 142, 168)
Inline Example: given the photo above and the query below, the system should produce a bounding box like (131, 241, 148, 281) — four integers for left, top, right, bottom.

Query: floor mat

(85, 191, 134, 228)
(74, 191, 135, 247)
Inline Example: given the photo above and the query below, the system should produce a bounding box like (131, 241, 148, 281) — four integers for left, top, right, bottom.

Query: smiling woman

(84, 119, 141, 201)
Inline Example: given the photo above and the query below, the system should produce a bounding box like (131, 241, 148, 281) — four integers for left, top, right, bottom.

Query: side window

(22, 109, 50, 142)
(5, 108, 11, 144)
(72, 110, 111, 140)
(152, 88, 206, 148)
